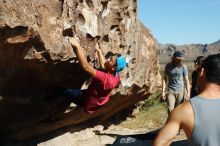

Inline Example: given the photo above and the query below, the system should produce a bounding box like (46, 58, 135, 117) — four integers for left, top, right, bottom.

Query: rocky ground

(33, 100, 186, 146)
(35, 124, 186, 146)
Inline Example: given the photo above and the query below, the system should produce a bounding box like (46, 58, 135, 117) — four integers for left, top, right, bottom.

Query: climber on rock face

(58, 36, 126, 113)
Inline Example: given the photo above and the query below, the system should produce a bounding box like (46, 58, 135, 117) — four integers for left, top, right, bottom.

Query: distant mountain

(209, 39, 220, 47)
(158, 40, 220, 63)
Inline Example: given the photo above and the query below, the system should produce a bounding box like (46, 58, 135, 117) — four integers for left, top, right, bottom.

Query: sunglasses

(194, 60, 203, 65)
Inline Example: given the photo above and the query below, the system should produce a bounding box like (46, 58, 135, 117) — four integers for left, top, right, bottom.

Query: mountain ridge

(158, 39, 220, 63)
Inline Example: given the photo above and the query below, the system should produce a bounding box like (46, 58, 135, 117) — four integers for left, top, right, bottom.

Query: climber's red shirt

(84, 70, 120, 113)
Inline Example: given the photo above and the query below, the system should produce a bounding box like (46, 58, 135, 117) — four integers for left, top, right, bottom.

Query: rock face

(158, 40, 220, 63)
(0, 0, 160, 140)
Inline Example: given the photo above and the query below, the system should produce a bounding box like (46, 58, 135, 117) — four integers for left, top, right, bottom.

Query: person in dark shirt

(190, 56, 205, 98)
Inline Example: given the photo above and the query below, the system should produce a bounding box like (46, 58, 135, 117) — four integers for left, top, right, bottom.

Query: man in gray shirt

(154, 54, 220, 146)
(162, 51, 190, 112)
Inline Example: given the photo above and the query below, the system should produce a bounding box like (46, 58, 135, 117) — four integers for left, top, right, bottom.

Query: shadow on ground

(99, 129, 187, 146)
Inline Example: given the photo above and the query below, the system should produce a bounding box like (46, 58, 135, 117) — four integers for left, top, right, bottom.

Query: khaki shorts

(166, 90, 184, 112)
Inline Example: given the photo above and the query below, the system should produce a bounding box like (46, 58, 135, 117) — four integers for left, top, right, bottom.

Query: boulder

(0, 0, 160, 140)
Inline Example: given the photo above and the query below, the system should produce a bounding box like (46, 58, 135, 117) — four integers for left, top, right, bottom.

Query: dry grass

(119, 103, 168, 129)
(119, 91, 168, 130)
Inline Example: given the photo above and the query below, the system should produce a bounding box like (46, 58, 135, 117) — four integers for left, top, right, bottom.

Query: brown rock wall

(0, 0, 160, 140)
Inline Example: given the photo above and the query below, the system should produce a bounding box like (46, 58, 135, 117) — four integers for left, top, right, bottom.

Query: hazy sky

(138, 0, 220, 45)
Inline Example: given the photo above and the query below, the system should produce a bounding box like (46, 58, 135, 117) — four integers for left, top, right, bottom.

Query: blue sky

(138, 0, 220, 45)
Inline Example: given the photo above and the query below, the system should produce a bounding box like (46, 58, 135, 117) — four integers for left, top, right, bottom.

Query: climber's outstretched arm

(96, 43, 106, 69)
(69, 37, 96, 77)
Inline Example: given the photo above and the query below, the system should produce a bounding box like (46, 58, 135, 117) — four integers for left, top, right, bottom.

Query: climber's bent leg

(63, 88, 86, 107)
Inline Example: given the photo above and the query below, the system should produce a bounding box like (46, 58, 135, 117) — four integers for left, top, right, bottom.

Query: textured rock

(0, 0, 160, 140)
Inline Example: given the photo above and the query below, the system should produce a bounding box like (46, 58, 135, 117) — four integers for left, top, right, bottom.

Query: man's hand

(162, 92, 166, 100)
(95, 43, 101, 53)
(69, 36, 80, 48)
(185, 92, 190, 101)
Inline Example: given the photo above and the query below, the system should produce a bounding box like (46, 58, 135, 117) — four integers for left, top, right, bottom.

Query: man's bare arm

(96, 43, 106, 69)
(69, 37, 96, 77)
(153, 106, 183, 146)
(162, 72, 167, 100)
(184, 75, 191, 100)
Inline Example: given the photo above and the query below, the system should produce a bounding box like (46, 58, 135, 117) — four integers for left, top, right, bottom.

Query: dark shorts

(63, 88, 87, 107)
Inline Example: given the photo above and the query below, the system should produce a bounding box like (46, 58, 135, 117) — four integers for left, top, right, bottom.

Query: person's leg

(175, 90, 184, 106)
(63, 88, 86, 107)
(167, 91, 176, 112)
(174, 90, 184, 135)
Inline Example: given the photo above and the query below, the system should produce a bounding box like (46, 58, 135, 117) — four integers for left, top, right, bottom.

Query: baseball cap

(173, 51, 184, 59)
(115, 55, 126, 77)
